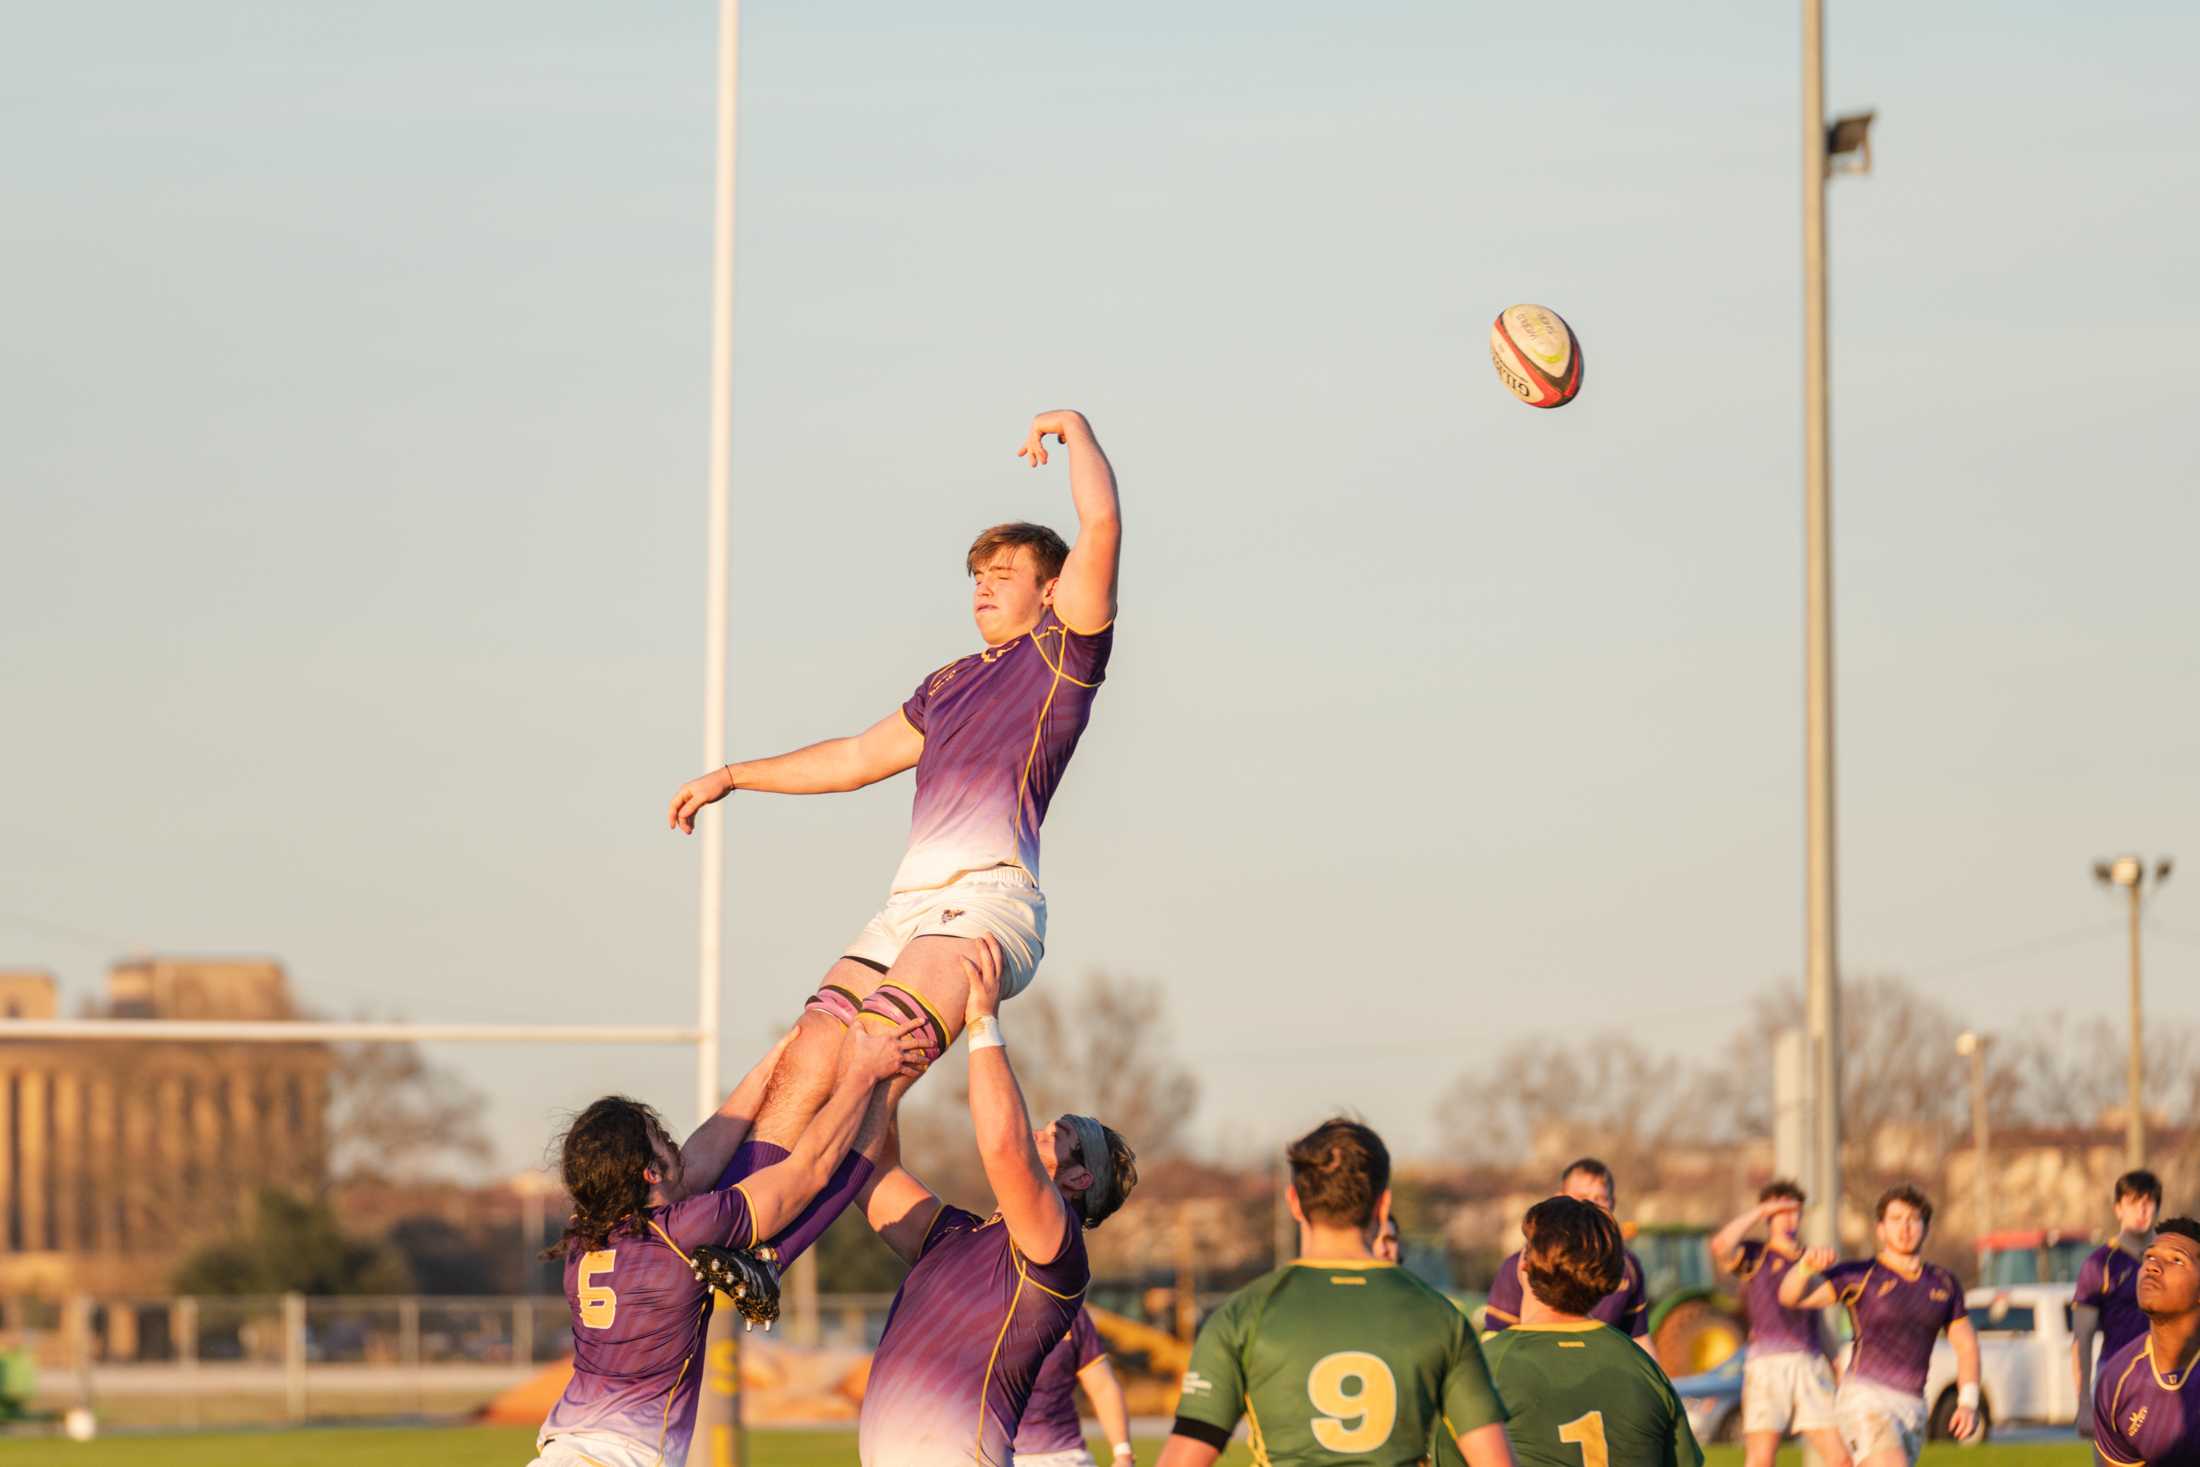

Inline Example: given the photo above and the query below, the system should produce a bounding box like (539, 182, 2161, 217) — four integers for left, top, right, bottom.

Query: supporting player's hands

(1016, 410, 1087, 468)
(1800, 1245, 1837, 1275)
(962, 935, 1005, 1028)
(668, 766, 736, 833)
(844, 1015, 934, 1084)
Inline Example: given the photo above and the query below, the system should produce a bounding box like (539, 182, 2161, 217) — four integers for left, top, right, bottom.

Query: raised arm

(1077, 1356, 1135, 1467)
(669, 709, 922, 832)
(1709, 1201, 1772, 1273)
(963, 937, 1076, 1266)
(1779, 1247, 1842, 1312)
(857, 1116, 944, 1265)
(668, 1026, 798, 1201)
(735, 1019, 925, 1240)
(1018, 410, 1120, 634)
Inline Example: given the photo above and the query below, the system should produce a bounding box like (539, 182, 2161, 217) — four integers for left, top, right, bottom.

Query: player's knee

(857, 984, 949, 1066)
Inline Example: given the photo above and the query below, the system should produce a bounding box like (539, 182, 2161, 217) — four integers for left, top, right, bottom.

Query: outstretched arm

(668, 1026, 798, 1201)
(670, 710, 922, 832)
(736, 1019, 926, 1240)
(1077, 1357, 1135, 1467)
(963, 937, 1076, 1266)
(1017, 410, 1120, 634)
(858, 1116, 944, 1265)
(1779, 1247, 1842, 1311)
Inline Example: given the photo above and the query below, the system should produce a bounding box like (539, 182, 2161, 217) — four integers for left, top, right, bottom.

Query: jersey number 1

(579, 1250, 619, 1329)
(1307, 1352, 1398, 1453)
(1559, 1411, 1609, 1467)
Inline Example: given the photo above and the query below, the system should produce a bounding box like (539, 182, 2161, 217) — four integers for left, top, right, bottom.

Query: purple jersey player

(665, 410, 1124, 1271)
(528, 1022, 922, 1467)
(1013, 1306, 1136, 1467)
(2079, 1170, 2167, 1436)
(1709, 1180, 1849, 1467)
(1484, 1158, 1650, 1344)
(854, 937, 1136, 1467)
(2092, 1218, 2200, 1467)
(1781, 1185, 1981, 1467)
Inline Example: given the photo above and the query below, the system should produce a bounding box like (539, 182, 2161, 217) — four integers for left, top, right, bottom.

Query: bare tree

(325, 1041, 492, 1185)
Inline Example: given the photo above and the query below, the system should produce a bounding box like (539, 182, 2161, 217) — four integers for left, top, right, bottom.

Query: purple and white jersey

(2094, 1332, 2200, 1467)
(1485, 1245, 1649, 1337)
(537, 1187, 758, 1466)
(859, 1205, 1089, 1467)
(1734, 1238, 1823, 1356)
(1823, 1257, 1964, 1398)
(1013, 1305, 1106, 1457)
(892, 609, 1112, 895)
(2081, 1243, 2154, 1365)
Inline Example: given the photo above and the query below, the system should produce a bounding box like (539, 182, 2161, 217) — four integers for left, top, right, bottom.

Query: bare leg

(1802, 1428, 1854, 1467)
(748, 957, 888, 1150)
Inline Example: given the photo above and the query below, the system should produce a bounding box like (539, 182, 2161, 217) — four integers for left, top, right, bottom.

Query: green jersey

(1173, 1259, 1506, 1466)
(1468, 1322, 1702, 1467)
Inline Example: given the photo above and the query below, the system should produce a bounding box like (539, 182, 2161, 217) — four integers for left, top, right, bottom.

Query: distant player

(1155, 1118, 1516, 1467)
(1012, 1306, 1137, 1467)
(1778, 1184, 1982, 1467)
(529, 1022, 922, 1467)
(2091, 1216, 2200, 1467)
(1377, 1214, 1404, 1264)
(2077, 1170, 2165, 1436)
(1479, 1196, 1703, 1467)
(665, 410, 1123, 1271)
(1485, 1158, 1650, 1350)
(1707, 1180, 1851, 1467)
(853, 937, 1137, 1467)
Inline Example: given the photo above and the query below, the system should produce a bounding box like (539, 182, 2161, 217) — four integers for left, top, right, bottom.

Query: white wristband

(967, 1014, 1005, 1051)
(1958, 1383, 1980, 1409)
(1112, 1446, 1133, 1461)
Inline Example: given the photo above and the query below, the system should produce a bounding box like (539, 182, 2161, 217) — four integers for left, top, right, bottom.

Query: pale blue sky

(5, 1, 2196, 1172)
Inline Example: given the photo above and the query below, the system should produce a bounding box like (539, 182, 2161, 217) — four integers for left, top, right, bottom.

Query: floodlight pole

(1800, 0, 1843, 1253)
(698, 3, 746, 1464)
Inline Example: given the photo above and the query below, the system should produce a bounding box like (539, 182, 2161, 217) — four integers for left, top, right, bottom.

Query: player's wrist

(1110, 1443, 1133, 1460)
(967, 1013, 1005, 1051)
(1958, 1382, 1980, 1409)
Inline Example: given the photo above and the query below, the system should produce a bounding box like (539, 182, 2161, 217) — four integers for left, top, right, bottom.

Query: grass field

(0, 1428, 2098, 1467)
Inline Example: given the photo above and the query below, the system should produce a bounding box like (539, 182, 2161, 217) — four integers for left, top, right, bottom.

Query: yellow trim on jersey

(973, 1270, 1030, 1466)
(1244, 1397, 1274, 1467)
(1482, 1305, 1520, 1324)
(2145, 1337, 2198, 1392)
(1055, 614, 1114, 638)
(1031, 622, 1102, 688)
(730, 1183, 761, 1249)
(2095, 1449, 2143, 1467)
(1290, 1258, 1396, 1270)
(1512, 1320, 1605, 1333)
(645, 1218, 693, 1268)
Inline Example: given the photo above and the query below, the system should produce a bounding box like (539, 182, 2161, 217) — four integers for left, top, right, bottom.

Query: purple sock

(764, 1151, 875, 1266)
(714, 1139, 789, 1193)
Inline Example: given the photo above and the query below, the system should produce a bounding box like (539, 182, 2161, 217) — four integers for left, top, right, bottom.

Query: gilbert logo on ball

(1490, 304, 1583, 409)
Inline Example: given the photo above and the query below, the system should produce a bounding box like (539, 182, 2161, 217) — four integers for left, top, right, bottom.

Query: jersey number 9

(579, 1250, 619, 1329)
(1307, 1351, 1398, 1453)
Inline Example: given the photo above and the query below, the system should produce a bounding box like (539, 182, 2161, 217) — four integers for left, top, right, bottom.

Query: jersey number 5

(579, 1250, 618, 1329)
(1307, 1351, 1398, 1453)
(1559, 1410, 1609, 1467)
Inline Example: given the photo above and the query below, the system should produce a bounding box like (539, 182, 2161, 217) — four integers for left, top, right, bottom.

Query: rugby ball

(1490, 304, 1583, 409)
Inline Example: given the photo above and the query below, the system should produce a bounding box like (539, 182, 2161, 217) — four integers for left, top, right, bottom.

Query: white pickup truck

(1923, 1282, 2085, 1440)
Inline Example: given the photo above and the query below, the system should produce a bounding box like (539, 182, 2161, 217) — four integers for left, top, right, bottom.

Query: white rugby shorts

(846, 866, 1047, 999)
(1835, 1378, 1927, 1466)
(1741, 1349, 1837, 1435)
(1010, 1451, 1099, 1467)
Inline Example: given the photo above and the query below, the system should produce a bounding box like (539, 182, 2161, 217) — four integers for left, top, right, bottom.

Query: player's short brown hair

(2115, 1169, 2163, 1206)
(1288, 1118, 1390, 1229)
(1521, 1195, 1626, 1315)
(1760, 1178, 1806, 1205)
(966, 522, 1069, 583)
(1076, 1123, 1139, 1229)
(1876, 1183, 1934, 1228)
(1561, 1156, 1615, 1191)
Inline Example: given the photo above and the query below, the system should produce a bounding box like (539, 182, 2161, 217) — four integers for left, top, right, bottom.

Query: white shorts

(1012, 1452, 1099, 1467)
(1835, 1379, 1927, 1466)
(528, 1430, 660, 1467)
(845, 867, 1047, 1000)
(1742, 1350, 1837, 1435)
